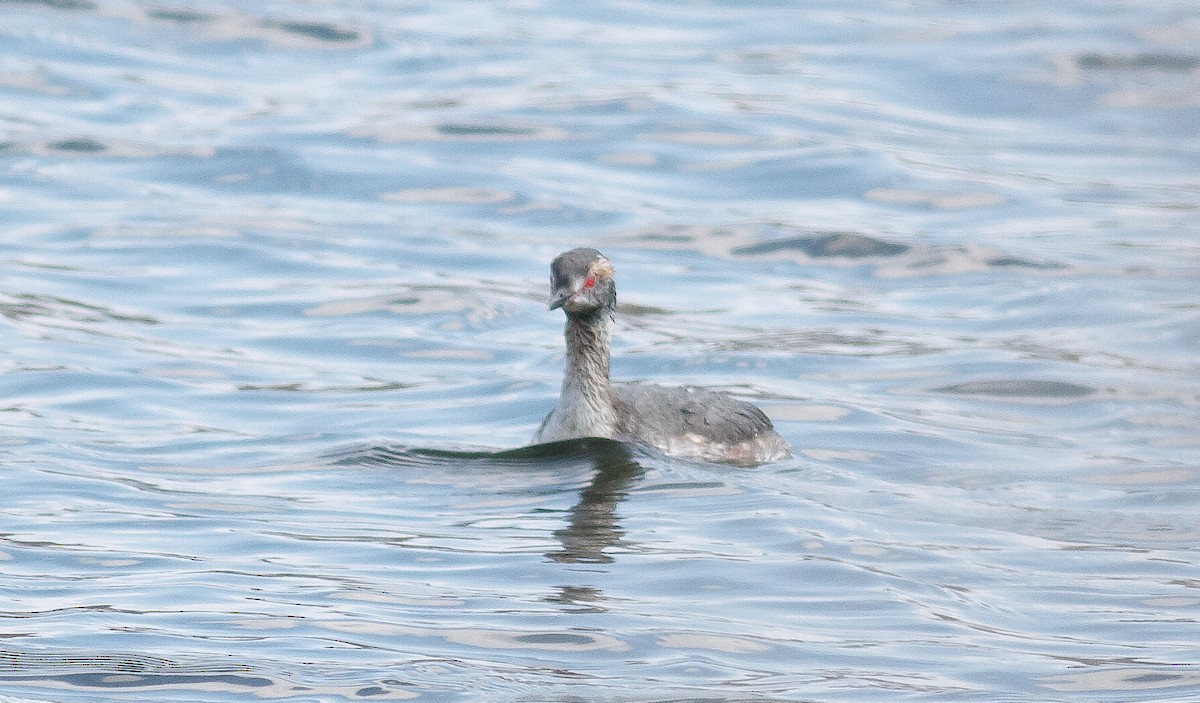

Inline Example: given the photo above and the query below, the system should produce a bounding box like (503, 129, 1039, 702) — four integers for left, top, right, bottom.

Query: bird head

(548, 248, 616, 318)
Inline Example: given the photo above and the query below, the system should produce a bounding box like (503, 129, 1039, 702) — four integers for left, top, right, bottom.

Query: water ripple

(1, 0, 1198, 701)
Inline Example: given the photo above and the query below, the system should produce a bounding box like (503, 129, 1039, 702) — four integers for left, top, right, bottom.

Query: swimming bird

(533, 248, 790, 465)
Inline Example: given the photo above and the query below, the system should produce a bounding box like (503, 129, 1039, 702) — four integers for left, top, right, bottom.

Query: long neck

(556, 311, 619, 435)
(563, 311, 613, 399)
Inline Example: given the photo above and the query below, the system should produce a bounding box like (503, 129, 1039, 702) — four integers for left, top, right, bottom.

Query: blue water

(2, 1, 1198, 701)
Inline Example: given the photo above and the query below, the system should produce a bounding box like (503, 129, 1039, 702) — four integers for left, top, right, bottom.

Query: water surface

(1, 1, 1198, 701)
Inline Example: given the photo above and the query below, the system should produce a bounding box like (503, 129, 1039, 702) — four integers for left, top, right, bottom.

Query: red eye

(583, 275, 596, 289)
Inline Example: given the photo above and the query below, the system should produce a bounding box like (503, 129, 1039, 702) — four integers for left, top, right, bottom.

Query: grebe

(533, 248, 790, 465)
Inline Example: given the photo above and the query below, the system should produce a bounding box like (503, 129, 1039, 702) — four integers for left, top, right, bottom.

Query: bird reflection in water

(533, 439, 642, 564)
(332, 437, 643, 565)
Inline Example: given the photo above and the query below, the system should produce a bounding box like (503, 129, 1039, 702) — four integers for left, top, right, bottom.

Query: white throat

(536, 312, 620, 442)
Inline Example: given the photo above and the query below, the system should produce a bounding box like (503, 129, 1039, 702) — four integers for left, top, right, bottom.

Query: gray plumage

(533, 248, 790, 465)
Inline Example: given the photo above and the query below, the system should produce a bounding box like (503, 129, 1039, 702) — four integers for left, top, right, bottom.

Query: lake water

(1, 1, 1198, 701)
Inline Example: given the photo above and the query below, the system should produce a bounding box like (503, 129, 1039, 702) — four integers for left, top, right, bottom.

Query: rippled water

(2, 1, 1199, 701)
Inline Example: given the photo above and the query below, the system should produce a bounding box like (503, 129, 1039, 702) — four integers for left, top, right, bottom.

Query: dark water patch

(47, 137, 106, 153)
(238, 380, 414, 393)
(514, 632, 596, 645)
(1, 293, 160, 325)
(636, 232, 695, 243)
(268, 20, 360, 44)
(331, 437, 637, 468)
(352, 120, 567, 143)
(438, 123, 541, 138)
(1, 137, 203, 159)
(659, 225, 1068, 275)
(3, 672, 276, 690)
(1044, 666, 1200, 694)
(2, 0, 95, 9)
(733, 232, 911, 259)
(648, 695, 796, 700)
(932, 380, 1095, 399)
(985, 256, 1067, 270)
(0, 649, 272, 691)
(147, 8, 213, 23)
(1128, 672, 1193, 684)
(0, 650, 175, 674)
(1076, 52, 1200, 73)
(0, 299, 52, 322)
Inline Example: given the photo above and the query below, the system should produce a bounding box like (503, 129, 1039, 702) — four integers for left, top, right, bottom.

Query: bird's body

(534, 248, 790, 465)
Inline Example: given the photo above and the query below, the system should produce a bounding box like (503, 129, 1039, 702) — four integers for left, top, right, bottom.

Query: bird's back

(612, 383, 790, 465)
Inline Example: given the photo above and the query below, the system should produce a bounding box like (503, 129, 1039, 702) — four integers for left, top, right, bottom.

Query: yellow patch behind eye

(591, 258, 614, 279)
